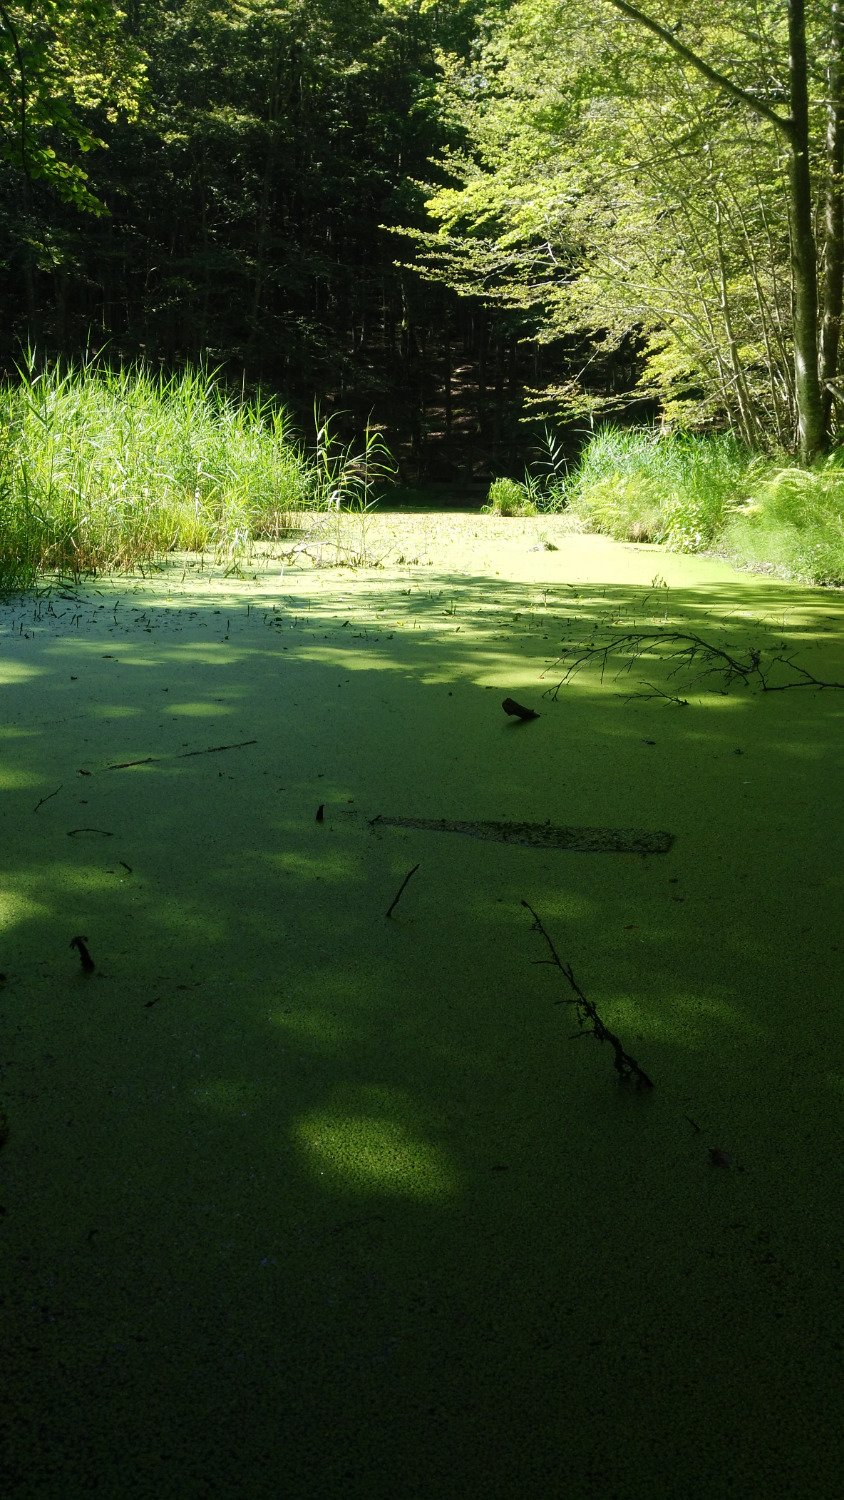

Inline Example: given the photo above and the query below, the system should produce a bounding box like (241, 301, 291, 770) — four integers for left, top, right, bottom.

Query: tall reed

(0, 356, 392, 588)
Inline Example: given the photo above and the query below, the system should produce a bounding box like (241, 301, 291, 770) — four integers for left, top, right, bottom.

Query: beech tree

(408, 0, 844, 462)
(601, 0, 840, 464)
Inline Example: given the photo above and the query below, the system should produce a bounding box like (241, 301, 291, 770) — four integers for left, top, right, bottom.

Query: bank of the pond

(1, 518, 842, 1499)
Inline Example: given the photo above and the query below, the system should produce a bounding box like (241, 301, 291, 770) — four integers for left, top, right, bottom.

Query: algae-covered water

(1, 513, 842, 1498)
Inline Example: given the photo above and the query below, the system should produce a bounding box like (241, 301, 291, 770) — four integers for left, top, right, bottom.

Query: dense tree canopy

(1, 0, 843, 465)
(411, 0, 844, 460)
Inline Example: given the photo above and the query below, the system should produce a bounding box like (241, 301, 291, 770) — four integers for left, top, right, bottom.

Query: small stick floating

(385, 863, 420, 920)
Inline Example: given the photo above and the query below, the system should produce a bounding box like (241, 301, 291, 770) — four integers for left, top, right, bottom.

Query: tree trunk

(820, 0, 844, 435)
(786, 0, 826, 463)
(604, 0, 829, 461)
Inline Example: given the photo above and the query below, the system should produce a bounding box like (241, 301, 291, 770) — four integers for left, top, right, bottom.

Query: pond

(2, 513, 842, 1497)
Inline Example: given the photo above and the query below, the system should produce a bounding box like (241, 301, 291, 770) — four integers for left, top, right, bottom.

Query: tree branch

(599, 0, 793, 139)
(544, 631, 844, 697)
(522, 900, 654, 1089)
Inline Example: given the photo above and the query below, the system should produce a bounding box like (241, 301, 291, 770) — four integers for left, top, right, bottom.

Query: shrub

(722, 459, 844, 584)
(484, 477, 538, 516)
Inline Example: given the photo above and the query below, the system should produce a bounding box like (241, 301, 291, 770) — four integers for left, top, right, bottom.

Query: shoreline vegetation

(485, 427, 844, 588)
(0, 359, 391, 591)
(1, 361, 843, 590)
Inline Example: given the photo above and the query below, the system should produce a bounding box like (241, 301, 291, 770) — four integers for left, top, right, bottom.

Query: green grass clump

(563, 427, 754, 549)
(0, 357, 391, 588)
(484, 477, 538, 516)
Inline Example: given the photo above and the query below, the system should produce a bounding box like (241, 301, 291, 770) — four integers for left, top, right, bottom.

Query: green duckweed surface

(1, 512, 842, 1498)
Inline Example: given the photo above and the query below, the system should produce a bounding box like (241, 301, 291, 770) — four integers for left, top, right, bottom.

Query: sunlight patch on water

(294, 1100, 458, 1200)
(603, 990, 765, 1048)
(268, 848, 360, 882)
(0, 767, 41, 789)
(0, 887, 48, 931)
(163, 700, 233, 716)
(267, 1006, 351, 1047)
(89, 703, 140, 719)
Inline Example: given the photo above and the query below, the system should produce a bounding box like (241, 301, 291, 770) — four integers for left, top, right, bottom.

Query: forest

(2, 8, 843, 1500)
(1, 0, 844, 585)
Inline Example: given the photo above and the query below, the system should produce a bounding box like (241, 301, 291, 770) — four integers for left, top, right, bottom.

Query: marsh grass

(561, 428, 755, 548)
(545, 426, 844, 585)
(0, 357, 392, 589)
(483, 477, 538, 517)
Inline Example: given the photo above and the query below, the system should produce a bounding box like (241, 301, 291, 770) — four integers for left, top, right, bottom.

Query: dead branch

(105, 740, 257, 770)
(543, 630, 844, 699)
(623, 681, 689, 706)
(385, 863, 420, 919)
(33, 785, 63, 813)
(522, 899, 654, 1089)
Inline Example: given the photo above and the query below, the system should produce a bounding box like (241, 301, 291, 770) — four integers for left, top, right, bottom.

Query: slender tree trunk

(786, 0, 826, 462)
(820, 1, 844, 433)
(443, 307, 453, 444)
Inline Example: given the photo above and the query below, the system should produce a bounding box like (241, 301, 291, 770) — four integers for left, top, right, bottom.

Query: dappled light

(3, 0, 844, 1487)
(294, 1109, 459, 1202)
(603, 988, 767, 1049)
(267, 1004, 353, 1050)
(1, 517, 840, 1500)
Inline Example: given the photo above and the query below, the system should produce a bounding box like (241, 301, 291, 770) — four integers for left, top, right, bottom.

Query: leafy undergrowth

(0, 356, 391, 590)
(720, 458, 844, 585)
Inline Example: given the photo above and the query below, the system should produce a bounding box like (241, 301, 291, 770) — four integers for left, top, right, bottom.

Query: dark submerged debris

(708, 1147, 732, 1169)
(372, 815, 673, 855)
(70, 935, 96, 973)
(502, 696, 540, 721)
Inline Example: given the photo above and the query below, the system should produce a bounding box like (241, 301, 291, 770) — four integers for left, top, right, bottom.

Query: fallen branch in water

(33, 785, 63, 813)
(543, 630, 844, 699)
(105, 739, 257, 770)
(385, 863, 420, 919)
(521, 900, 654, 1089)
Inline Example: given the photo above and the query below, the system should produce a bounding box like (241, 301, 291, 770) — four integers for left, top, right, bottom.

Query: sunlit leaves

(0, 0, 145, 211)
(405, 0, 837, 445)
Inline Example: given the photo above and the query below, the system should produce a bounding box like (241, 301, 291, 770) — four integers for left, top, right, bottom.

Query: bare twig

(33, 785, 62, 813)
(521, 899, 654, 1089)
(105, 739, 257, 770)
(385, 863, 420, 919)
(624, 681, 689, 706)
(544, 630, 844, 699)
